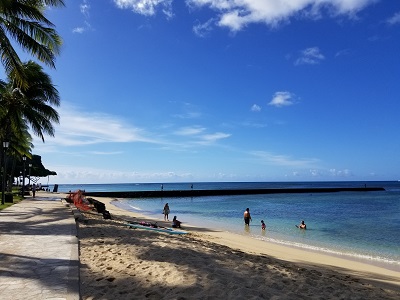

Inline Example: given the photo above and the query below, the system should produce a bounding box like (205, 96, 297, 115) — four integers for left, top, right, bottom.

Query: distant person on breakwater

(163, 203, 170, 221)
(244, 208, 252, 226)
(161, 184, 163, 191)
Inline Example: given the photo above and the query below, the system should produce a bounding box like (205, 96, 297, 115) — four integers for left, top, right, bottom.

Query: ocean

(53, 181, 400, 270)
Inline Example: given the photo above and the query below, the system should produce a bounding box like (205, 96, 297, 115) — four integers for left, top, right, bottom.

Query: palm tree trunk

(8, 158, 17, 193)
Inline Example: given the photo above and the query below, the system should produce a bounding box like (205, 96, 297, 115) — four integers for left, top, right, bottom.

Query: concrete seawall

(84, 187, 385, 198)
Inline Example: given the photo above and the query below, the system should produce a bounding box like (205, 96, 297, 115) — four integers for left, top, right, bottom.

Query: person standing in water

(163, 203, 170, 221)
(244, 208, 252, 226)
(296, 220, 307, 229)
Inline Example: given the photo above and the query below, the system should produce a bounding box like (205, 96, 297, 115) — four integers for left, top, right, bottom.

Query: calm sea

(53, 181, 400, 270)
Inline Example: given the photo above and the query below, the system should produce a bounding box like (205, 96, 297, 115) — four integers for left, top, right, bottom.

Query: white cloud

(114, 0, 173, 17)
(335, 48, 351, 57)
(186, 0, 376, 32)
(193, 19, 215, 37)
(174, 126, 206, 136)
(198, 132, 231, 144)
(387, 11, 400, 25)
(250, 151, 319, 167)
(268, 91, 294, 107)
(33, 103, 232, 157)
(329, 168, 353, 177)
(80, 1, 90, 16)
(33, 103, 155, 147)
(251, 104, 261, 112)
(309, 169, 322, 177)
(47, 164, 193, 184)
(295, 47, 325, 65)
(110, 0, 376, 32)
(72, 27, 85, 34)
(73, 1, 92, 34)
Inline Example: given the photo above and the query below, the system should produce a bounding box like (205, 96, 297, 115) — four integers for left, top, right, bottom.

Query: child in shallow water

(261, 220, 266, 230)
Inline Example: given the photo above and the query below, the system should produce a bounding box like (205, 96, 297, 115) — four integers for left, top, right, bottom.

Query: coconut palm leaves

(0, 60, 60, 146)
(0, 0, 64, 87)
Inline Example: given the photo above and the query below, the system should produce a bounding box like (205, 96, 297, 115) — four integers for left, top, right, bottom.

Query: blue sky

(22, 0, 400, 184)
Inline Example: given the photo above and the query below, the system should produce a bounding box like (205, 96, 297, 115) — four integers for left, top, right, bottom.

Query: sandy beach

(47, 191, 400, 299)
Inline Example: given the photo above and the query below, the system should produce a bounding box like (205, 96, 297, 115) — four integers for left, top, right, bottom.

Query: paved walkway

(0, 198, 79, 300)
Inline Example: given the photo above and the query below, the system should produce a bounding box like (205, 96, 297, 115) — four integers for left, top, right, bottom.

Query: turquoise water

(55, 181, 400, 269)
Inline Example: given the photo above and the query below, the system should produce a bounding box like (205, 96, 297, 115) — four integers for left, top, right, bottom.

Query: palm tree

(0, 0, 64, 87)
(0, 60, 59, 195)
(0, 60, 60, 144)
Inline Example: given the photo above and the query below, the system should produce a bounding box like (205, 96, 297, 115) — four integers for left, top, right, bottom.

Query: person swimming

(296, 220, 307, 229)
(261, 220, 266, 230)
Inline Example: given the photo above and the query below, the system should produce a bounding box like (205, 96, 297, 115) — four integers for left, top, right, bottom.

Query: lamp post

(22, 155, 26, 198)
(2, 141, 9, 205)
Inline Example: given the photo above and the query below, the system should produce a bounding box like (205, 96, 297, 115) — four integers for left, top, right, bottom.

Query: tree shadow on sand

(78, 215, 400, 300)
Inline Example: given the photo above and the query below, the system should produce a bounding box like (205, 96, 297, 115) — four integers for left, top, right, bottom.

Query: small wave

(253, 235, 400, 266)
(110, 200, 143, 211)
(128, 204, 142, 211)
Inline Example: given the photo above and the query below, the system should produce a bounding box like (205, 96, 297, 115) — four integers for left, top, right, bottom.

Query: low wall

(84, 187, 385, 198)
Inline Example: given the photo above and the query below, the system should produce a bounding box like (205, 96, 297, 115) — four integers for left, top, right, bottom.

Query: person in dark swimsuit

(244, 208, 252, 225)
(297, 220, 306, 229)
